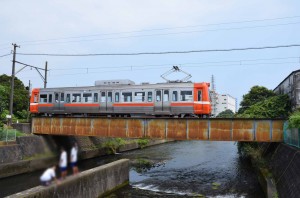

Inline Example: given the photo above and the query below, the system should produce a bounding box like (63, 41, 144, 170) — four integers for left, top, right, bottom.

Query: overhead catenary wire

(1, 15, 300, 47)
(16, 44, 300, 57)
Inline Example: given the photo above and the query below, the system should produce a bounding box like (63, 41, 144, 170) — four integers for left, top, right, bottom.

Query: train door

(53, 92, 65, 112)
(154, 89, 170, 114)
(100, 91, 113, 113)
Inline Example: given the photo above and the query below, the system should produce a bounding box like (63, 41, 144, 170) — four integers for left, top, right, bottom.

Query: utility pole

(8, 43, 20, 126)
(44, 61, 48, 88)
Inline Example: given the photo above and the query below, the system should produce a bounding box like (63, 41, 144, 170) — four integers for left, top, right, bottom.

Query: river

(0, 141, 264, 197)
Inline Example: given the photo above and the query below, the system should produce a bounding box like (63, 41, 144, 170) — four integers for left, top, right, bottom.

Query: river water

(106, 141, 264, 197)
(0, 141, 264, 197)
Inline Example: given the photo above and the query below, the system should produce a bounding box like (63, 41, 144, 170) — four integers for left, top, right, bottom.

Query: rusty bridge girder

(32, 117, 285, 142)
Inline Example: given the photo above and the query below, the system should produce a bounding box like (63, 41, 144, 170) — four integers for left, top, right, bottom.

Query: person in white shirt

(59, 147, 68, 179)
(40, 166, 57, 186)
(70, 142, 79, 175)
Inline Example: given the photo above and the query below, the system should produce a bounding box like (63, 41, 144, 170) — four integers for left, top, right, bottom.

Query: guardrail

(283, 122, 300, 148)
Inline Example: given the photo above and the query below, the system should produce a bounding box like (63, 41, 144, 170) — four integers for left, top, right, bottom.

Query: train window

(40, 94, 47, 103)
(83, 93, 93, 103)
(94, 93, 98, 102)
(107, 92, 112, 102)
(66, 94, 71, 103)
(61, 93, 64, 102)
(156, 90, 161, 102)
(180, 91, 193, 101)
(122, 92, 132, 102)
(34, 95, 38, 103)
(101, 92, 106, 102)
(134, 92, 145, 102)
(55, 93, 59, 103)
(163, 90, 169, 102)
(148, 92, 152, 102)
(197, 90, 202, 101)
(115, 92, 120, 102)
(172, 91, 178, 101)
(72, 93, 81, 103)
(49, 94, 53, 103)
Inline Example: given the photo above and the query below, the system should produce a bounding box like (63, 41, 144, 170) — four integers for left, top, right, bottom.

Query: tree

(216, 109, 235, 118)
(238, 94, 291, 118)
(238, 86, 276, 114)
(0, 74, 29, 119)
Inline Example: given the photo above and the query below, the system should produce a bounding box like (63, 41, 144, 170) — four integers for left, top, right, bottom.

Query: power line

(16, 44, 300, 57)
(9, 21, 300, 47)
(17, 59, 299, 80)
(49, 56, 299, 71)
(0, 53, 11, 58)
(2, 15, 300, 47)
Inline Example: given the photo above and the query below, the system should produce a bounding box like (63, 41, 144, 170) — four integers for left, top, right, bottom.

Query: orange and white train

(30, 80, 211, 117)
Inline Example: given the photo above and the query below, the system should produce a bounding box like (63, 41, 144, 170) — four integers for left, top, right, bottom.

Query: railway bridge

(32, 117, 285, 142)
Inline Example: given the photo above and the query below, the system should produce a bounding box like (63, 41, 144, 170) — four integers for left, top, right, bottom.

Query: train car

(30, 80, 211, 117)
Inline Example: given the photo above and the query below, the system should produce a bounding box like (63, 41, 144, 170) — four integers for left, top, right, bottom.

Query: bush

(102, 138, 126, 154)
(288, 111, 300, 128)
(136, 138, 149, 149)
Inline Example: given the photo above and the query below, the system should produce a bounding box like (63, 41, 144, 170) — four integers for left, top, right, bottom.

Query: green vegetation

(136, 138, 150, 149)
(216, 109, 234, 118)
(211, 182, 221, 190)
(133, 157, 153, 173)
(238, 86, 276, 114)
(102, 138, 126, 154)
(288, 111, 300, 128)
(236, 86, 291, 119)
(237, 142, 267, 167)
(23, 151, 56, 160)
(0, 74, 30, 126)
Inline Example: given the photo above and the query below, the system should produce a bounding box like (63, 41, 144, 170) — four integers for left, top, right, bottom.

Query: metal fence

(283, 122, 300, 148)
(0, 128, 17, 142)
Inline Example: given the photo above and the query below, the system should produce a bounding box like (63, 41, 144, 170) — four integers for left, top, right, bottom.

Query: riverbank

(238, 142, 300, 198)
(0, 133, 170, 179)
(6, 159, 129, 198)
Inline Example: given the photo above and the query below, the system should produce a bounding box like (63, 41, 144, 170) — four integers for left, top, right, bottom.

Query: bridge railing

(283, 122, 300, 148)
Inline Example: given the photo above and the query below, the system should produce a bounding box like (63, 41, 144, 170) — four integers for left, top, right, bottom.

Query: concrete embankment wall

(270, 143, 300, 198)
(6, 159, 129, 198)
(0, 135, 56, 178)
(0, 128, 170, 178)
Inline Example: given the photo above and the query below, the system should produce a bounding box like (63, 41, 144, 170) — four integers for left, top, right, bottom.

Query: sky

(0, 1, 300, 107)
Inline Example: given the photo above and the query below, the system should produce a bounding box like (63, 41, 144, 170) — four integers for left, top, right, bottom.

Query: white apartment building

(210, 92, 237, 116)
